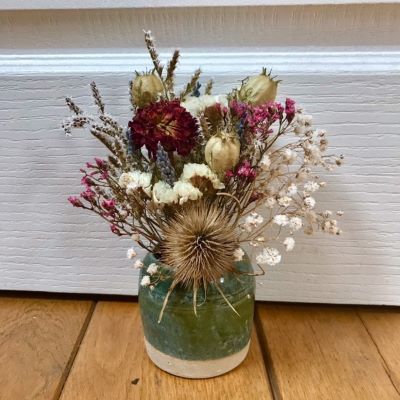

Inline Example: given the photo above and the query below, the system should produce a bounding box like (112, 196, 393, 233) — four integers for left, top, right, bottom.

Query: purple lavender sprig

(156, 142, 176, 186)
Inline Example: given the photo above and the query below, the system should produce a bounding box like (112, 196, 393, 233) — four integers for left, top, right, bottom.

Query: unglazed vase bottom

(144, 339, 250, 379)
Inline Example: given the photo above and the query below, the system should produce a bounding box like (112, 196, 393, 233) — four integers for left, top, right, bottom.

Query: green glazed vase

(138, 252, 255, 378)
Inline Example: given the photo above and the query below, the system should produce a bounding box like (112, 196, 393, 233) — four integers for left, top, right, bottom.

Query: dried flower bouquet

(64, 31, 343, 319)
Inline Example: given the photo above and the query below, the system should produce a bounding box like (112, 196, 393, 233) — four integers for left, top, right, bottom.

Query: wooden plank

(0, 296, 94, 400)
(256, 304, 400, 400)
(358, 309, 400, 395)
(60, 301, 273, 400)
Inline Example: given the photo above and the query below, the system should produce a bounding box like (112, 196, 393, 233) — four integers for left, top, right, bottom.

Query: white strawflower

(152, 181, 178, 205)
(264, 197, 277, 208)
(278, 196, 292, 207)
(273, 214, 289, 226)
(134, 260, 144, 269)
(181, 94, 228, 116)
(180, 163, 225, 190)
(147, 263, 158, 275)
(256, 247, 281, 266)
(126, 248, 137, 259)
(289, 217, 302, 231)
(233, 248, 245, 262)
(304, 196, 316, 209)
(283, 237, 295, 252)
(304, 181, 320, 193)
(260, 154, 271, 171)
(120, 171, 153, 197)
(287, 184, 297, 196)
(173, 181, 202, 205)
(140, 275, 151, 287)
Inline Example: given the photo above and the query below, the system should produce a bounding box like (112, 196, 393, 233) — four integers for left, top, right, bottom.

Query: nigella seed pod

(238, 68, 279, 105)
(131, 72, 164, 107)
(205, 131, 240, 176)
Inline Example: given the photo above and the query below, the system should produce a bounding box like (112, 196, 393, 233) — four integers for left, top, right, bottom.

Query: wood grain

(0, 297, 94, 400)
(256, 304, 400, 400)
(359, 309, 400, 395)
(60, 301, 273, 400)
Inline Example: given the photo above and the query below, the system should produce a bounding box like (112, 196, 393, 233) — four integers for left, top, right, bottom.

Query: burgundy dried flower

(129, 99, 199, 159)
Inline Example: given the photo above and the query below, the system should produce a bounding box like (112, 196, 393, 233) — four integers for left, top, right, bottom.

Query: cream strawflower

(181, 94, 228, 116)
(172, 181, 202, 205)
(133, 260, 144, 269)
(119, 171, 152, 197)
(152, 181, 178, 205)
(180, 163, 225, 190)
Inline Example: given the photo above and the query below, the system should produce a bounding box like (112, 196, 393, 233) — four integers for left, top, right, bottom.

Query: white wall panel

(0, 4, 399, 302)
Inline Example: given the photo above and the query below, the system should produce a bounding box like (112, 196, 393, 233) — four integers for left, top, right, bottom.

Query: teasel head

(158, 199, 241, 322)
(238, 67, 279, 105)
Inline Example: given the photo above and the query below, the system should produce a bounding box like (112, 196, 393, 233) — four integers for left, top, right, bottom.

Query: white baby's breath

(273, 214, 289, 226)
(256, 247, 281, 266)
(233, 248, 245, 262)
(289, 217, 302, 231)
(126, 248, 137, 259)
(147, 263, 158, 275)
(140, 275, 151, 287)
(304, 196, 316, 209)
(283, 237, 295, 252)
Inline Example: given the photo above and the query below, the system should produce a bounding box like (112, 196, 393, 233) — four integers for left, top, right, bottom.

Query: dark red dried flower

(129, 99, 199, 159)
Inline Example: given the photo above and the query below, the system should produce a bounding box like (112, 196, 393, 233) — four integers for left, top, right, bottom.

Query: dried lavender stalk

(156, 142, 176, 186)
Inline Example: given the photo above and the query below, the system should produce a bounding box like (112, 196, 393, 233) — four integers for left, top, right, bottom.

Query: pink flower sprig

(226, 160, 257, 181)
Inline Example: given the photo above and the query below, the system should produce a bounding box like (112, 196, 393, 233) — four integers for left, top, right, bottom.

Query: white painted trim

(0, 0, 399, 11)
(2, 51, 400, 75)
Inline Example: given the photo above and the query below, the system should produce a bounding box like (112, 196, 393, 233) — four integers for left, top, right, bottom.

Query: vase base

(144, 339, 250, 379)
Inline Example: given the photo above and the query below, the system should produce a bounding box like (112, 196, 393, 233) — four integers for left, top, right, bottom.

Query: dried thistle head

(161, 200, 238, 290)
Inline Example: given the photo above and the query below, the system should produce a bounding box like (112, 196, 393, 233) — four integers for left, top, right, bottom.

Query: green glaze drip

(139, 252, 255, 361)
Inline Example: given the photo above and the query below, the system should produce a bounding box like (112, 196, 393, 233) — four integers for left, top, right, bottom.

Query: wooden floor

(1, 296, 400, 400)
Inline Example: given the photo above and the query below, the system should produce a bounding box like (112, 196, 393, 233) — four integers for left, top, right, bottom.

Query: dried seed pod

(205, 131, 240, 176)
(239, 68, 279, 105)
(131, 72, 164, 107)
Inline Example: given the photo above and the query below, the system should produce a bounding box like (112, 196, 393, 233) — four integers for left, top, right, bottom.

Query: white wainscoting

(0, 4, 399, 303)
